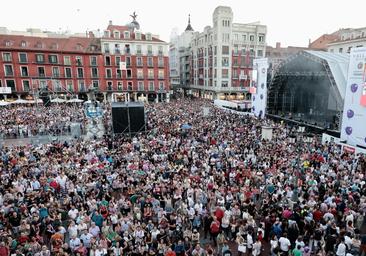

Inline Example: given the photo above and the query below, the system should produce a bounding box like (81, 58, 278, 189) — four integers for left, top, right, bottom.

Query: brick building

(0, 16, 170, 102)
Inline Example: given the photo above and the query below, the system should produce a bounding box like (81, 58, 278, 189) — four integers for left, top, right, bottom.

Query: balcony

(136, 62, 143, 67)
(91, 74, 99, 78)
(136, 51, 142, 56)
(147, 51, 153, 56)
(105, 75, 113, 79)
(158, 51, 163, 56)
(115, 49, 121, 54)
(158, 62, 164, 68)
(158, 76, 164, 80)
(5, 72, 14, 77)
(148, 75, 154, 79)
(147, 63, 154, 68)
(137, 75, 144, 79)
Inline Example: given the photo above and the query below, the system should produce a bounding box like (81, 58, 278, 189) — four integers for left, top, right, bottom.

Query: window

(234, 34, 238, 41)
(147, 45, 153, 55)
(124, 31, 130, 39)
(222, 46, 229, 55)
(250, 35, 255, 41)
(114, 31, 120, 39)
(135, 69, 143, 79)
(147, 57, 153, 67)
(258, 35, 265, 42)
(158, 70, 164, 79)
(136, 45, 142, 55)
(135, 32, 141, 40)
(76, 56, 83, 65)
(137, 57, 143, 67)
(35, 54, 44, 63)
(117, 82, 123, 91)
(104, 30, 110, 37)
(104, 43, 110, 53)
(2, 52, 12, 62)
(125, 44, 130, 54)
(92, 80, 99, 89)
(19, 53, 27, 63)
(114, 44, 121, 54)
(53, 80, 61, 91)
(21, 41, 26, 47)
(138, 81, 144, 91)
(6, 80, 16, 91)
(48, 55, 58, 64)
(107, 81, 113, 91)
(64, 56, 71, 65)
(257, 50, 263, 57)
(5, 41, 11, 47)
(158, 46, 163, 55)
(105, 56, 111, 66)
(222, 57, 229, 67)
(158, 57, 164, 67)
(127, 82, 133, 91)
(116, 69, 122, 78)
(146, 33, 152, 40)
(38, 67, 45, 77)
(242, 34, 247, 42)
(20, 66, 28, 77)
(65, 67, 72, 78)
(106, 68, 112, 78)
(148, 69, 154, 79)
(39, 80, 47, 89)
(339, 48, 343, 53)
(126, 57, 131, 67)
(67, 80, 74, 92)
(4, 65, 13, 76)
(115, 56, 121, 66)
(90, 56, 97, 66)
(149, 81, 154, 91)
(52, 67, 60, 78)
(77, 68, 84, 78)
(222, 69, 228, 78)
(91, 67, 98, 78)
(126, 69, 132, 78)
(159, 81, 164, 90)
(78, 80, 86, 92)
(22, 80, 30, 91)
(222, 81, 228, 87)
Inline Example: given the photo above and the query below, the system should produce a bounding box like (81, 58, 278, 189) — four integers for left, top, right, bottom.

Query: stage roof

(304, 51, 349, 99)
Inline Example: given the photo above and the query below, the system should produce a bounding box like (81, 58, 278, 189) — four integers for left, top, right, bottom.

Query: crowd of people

(0, 105, 86, 139)
(0, 98, 365, 256)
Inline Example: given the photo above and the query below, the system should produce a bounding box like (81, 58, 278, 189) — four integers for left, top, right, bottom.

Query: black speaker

(112, 102, 145, 134)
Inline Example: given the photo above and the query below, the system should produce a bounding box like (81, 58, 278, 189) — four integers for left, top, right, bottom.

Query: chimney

(88, 31, 95, 38)
(276, 42, 281, 49)
(109, 20, 113, 26)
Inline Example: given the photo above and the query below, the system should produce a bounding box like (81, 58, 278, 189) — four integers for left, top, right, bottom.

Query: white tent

(11, 99, 31, 104)
(0, 101, 10, 106)
(67, 98, 84, 103)
(27, 99, 43, 104)
(51, 98, 66, 103)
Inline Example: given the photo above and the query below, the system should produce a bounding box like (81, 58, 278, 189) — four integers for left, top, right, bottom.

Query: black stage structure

(267, 50, 349, 131)
(111, 102, 146, 135)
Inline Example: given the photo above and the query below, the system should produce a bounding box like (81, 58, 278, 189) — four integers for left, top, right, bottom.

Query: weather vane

(130, 11, 138, 21)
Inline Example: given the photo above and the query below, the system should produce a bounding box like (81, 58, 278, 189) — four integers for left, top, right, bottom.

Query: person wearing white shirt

(279, 233, 291, 254)
(79, 230, 93, 248)
(336, 238, 347, 256)
(69, 235, 81, 251)
(68, 205, 79, 220)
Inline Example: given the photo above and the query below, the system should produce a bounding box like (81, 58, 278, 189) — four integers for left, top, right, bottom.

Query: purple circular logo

(347, 109, 354, 118)
(350, 83, 358, 93)
(260, 94, 264, 100)
(345, 127, 353, 135)
(357, 62, 363, 69)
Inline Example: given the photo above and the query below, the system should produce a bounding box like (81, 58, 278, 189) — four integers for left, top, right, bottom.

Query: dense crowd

(0, 98, 365, 256)
(0, 105, 86, 139)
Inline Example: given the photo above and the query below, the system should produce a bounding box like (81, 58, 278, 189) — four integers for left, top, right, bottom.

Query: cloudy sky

(1, 0, 365, 47)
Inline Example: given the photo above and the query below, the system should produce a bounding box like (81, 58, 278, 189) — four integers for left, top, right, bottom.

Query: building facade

(327, 27, 366, 53)
(189, 6, 267, 100)
(169, 15, 194, 90)
(0, 17, 170, 102)
(0, 34, 101, 100)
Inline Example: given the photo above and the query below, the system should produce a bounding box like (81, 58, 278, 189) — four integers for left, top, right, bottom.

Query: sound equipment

(112, 102, 145, 134)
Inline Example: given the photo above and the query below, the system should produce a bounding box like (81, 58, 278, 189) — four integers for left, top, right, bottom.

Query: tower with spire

(185, 14, 194, 32)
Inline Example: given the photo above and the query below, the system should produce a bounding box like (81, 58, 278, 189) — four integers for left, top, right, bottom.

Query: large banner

(252, 58, 268, 118)
(341, 47, 366, 148)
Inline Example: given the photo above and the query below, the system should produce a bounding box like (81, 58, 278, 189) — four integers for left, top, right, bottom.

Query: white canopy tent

(51, 98, 66, 103)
